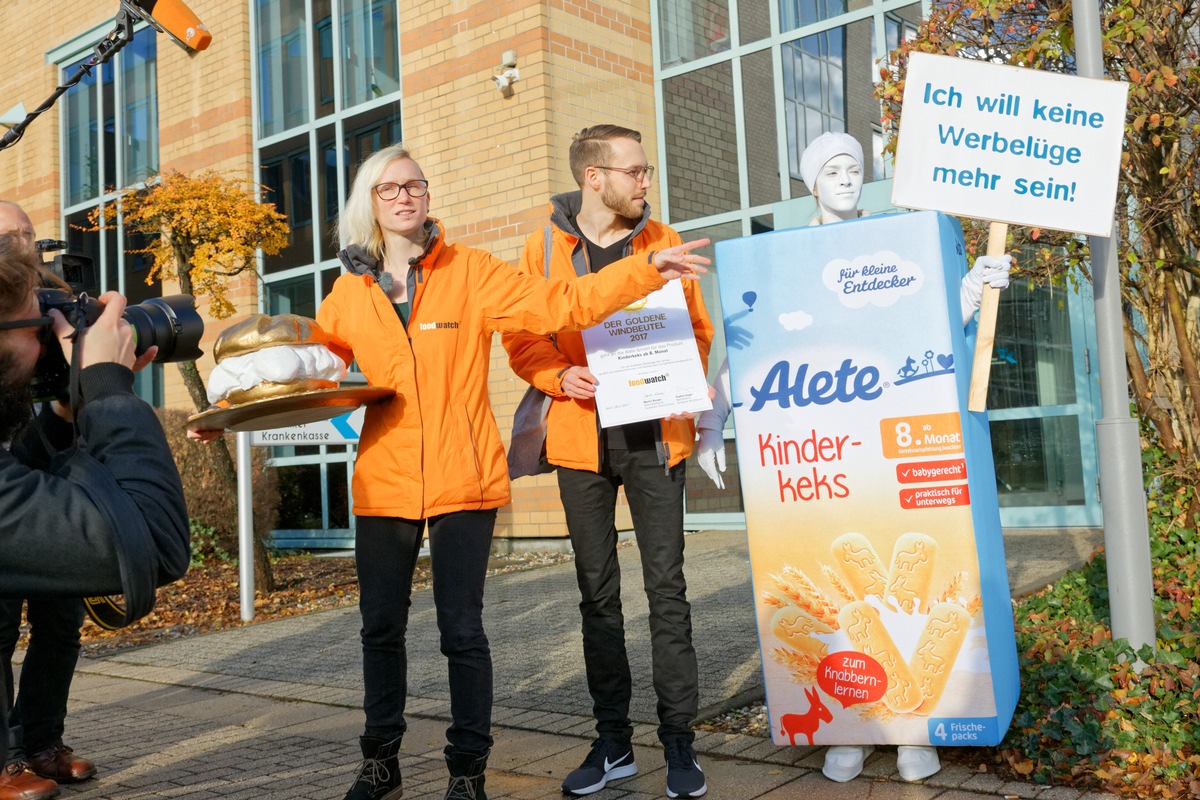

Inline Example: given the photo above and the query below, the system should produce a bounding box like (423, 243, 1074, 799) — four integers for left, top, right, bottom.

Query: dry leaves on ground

(79, 555, 367, 655)
(5, 551, 574, 657)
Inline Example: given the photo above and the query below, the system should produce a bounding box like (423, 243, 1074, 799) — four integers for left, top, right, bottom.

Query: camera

(30, 241, 205, 400)
(36, 238, 96, 289)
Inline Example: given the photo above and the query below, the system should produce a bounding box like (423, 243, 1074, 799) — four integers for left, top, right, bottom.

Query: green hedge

(1001, 442, 1200, 797)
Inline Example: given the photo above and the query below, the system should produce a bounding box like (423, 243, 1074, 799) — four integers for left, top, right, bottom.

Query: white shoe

(896, 745, 941, 781)
(821, 745, 874, 782)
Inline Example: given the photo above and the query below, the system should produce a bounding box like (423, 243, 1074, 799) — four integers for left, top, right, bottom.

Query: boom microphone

(123, 0, 212, 52)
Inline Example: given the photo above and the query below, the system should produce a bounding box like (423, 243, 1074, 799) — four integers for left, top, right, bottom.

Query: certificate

(581, 280, 712, 428)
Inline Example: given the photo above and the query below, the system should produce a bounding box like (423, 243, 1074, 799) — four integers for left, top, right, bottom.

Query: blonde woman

(318, 144, 709, 800)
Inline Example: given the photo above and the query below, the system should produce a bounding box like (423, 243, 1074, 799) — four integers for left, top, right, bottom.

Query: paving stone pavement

(33, 528, 1109, 799)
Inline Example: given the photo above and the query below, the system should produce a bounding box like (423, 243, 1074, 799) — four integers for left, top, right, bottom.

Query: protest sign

(893, 52, 1128, 237)
(893, 52, 1128, 409)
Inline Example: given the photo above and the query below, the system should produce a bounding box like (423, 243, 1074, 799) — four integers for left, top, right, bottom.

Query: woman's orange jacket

(317, 220, 668, 520)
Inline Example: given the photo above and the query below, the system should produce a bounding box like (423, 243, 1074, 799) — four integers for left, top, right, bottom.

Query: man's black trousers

(557, 448, 698, 743)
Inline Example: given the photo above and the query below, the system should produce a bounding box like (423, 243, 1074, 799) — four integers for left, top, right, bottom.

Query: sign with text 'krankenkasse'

(892, 53, 1128, 237)
(250, 407, 364, 446)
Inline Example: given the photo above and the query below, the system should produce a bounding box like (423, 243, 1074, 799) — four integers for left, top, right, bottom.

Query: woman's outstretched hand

(652, 238, 712, 281)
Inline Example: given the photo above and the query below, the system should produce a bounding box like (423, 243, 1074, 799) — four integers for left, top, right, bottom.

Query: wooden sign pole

(967, 220, 1008, 412)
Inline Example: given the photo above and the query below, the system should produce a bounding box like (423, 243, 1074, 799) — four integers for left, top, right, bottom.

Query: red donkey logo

(779, 687, 832, 746)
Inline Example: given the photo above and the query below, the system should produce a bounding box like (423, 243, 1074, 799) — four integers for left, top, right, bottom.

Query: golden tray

(185, 386, 395, 433)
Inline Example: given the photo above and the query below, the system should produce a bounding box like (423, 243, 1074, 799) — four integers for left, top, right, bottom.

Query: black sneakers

(663, 737, 707, 798)
(561, 737, 638, 795)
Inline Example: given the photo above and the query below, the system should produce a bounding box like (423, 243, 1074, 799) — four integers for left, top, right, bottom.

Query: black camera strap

(65, 312, 88, 426)
(82, 595, 128, 630)
(62, 314, 133, 629)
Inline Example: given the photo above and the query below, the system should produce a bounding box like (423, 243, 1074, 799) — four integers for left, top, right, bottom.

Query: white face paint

(813, 154, 864, 222)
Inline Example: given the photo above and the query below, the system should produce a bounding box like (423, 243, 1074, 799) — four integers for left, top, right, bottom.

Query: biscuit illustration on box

(885, 533, 938, 614)
(770, 606, 833, 661)
(763, 529, 984, 728)
(831, 532, 888, 599)
(910, 602, 972, 715)
(839, 600, 922, 713)
(186, 313, 394, 433)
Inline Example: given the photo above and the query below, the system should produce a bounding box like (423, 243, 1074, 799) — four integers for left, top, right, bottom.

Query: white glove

(695, 358, 732, 488)
(704, 359, 732, 424)
(960, 254, 1013, 326)
(696, 426, 726, 489)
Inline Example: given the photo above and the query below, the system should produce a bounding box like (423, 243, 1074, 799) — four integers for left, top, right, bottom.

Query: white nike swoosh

(604, 753, 630, 772)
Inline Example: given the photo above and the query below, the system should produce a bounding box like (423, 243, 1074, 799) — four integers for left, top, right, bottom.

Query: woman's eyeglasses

(372, 181, 430, 200)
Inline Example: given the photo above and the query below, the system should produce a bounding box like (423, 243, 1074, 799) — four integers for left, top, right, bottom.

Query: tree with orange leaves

(95, 169, 289, 411)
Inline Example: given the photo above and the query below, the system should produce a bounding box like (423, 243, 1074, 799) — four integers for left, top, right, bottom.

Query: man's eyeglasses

(0, 316, 52, 332)
(373, 180, 430, 200)
(594, 165, 655, 183)
(0, 316, 54, 345)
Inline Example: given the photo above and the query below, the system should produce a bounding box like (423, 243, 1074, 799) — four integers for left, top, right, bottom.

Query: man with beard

(0, 233, 190, 783)
(0, 203, 97, 800)
(503, 125, 713, 798)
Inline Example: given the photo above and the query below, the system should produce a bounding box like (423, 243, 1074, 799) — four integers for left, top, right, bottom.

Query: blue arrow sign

(331, 412, 358, 440)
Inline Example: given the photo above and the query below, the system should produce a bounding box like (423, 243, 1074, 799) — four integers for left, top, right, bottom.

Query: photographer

(0, 231, 190, 784)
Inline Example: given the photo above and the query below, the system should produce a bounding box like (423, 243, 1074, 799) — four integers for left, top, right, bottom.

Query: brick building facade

(0, 0, 662, 542)
(5, 2, 1087, 540)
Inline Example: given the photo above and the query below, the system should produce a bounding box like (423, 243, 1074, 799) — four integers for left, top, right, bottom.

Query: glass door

(985, 274, 1102, 527)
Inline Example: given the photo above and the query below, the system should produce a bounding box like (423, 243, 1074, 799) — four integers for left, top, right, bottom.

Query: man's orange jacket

(317, 219, 669, 520)
(502, 195, 714, 472)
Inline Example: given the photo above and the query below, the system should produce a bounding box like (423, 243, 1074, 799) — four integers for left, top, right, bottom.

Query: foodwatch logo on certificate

(580, 281, 711, 428)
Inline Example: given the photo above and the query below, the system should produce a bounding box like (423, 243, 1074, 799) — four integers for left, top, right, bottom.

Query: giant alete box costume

(717, 210, 1019, 746)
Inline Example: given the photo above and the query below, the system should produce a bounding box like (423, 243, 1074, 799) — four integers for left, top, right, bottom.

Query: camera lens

(122, 294, 204, 363)
(30, 291, 205, 402)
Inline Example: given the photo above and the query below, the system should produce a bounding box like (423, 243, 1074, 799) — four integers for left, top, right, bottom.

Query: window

(660, 0, 731, 67)
(255, 0, 403, 272)
(874, 8, 920, 84)
(780, 0, 846, 34)
(663, 62, 740, 223)
(253, 0, 404, 543)
(258, 0, 401, 136)
(653, 1, 1103, 529)
(59, 24, 163, 403)
(62, 27, 159, 204)
(340, 0, 401, 108)
(782, 28, 847, 181)
(257, 0, 310, 137)
(873, 129, 893, 179)
(260, 137, 314, 273)
(266, 274, 318, 318)
(885, 12, 919, 53)
(258, 106, 401, 272)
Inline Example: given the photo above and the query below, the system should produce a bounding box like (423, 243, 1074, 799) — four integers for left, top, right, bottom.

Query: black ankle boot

(343, 735, 404, 800)
(444, 747, 488, 800)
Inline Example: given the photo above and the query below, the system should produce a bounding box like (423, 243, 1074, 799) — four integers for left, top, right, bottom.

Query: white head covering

(800, 132, 864, 193)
